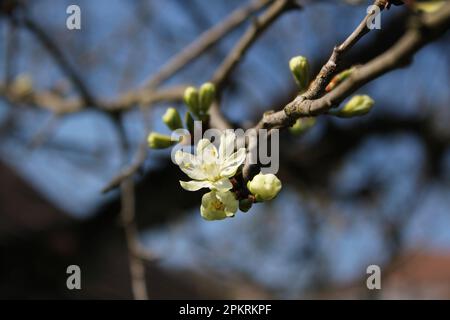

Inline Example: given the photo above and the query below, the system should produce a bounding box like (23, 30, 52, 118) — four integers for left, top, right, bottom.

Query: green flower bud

(247, 173, 282, 202)
(184, 86, 200, 115)
(147, 132, 176, 149)
(199, 82, 216, 113)
(326, 67, 354, 92)
(162, 107, 183, 131)
(239, 198, 253, 213)
(289, 117, 316, 136)
(336, 95, 374, 118)
(185, 111, 195, 135)
(289, 56, 310, 92)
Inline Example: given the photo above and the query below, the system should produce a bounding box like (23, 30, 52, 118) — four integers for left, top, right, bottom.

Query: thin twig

(209, 0, 300, 129)
(120, 177, 148, 300)
(102, 135, 149, 193)
(115, 115, 150, 300)
(0, 83, 187, 114)
(143, 0, 273, 89)
(22, 16, 96, 106)
(211, 0, 299, 89)
(102, 104, 151, 193)
(304, 0, 387, 99)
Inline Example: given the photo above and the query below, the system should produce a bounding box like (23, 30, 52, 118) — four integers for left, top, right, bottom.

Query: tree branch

(304, 0, 387, 99)
(102, 0, 296, 191)
(209, 0, 300, 129)
(142, 0, 273, 89)
(262, 5, 450, 130)
(211, 0, 299, 89)
(1, 1, 272, 115)
(243, 3, 450, 178)
(22, 16, 96, 106)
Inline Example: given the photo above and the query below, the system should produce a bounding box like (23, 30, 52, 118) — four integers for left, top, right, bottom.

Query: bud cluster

(184, 82, 216, 121)
(147, 83, 216, 150)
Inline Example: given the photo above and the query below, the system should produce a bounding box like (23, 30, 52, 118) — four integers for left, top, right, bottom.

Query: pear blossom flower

(200, 190, 238, 221)
(175, 131, 246, 192)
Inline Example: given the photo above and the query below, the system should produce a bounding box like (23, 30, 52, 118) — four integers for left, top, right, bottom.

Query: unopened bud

(239, 198, 253, 212)
(199, 82, 216, 113)
(183, 86, 200, 115)
(289, 117, 316, 136)
(289, 56, 310, 92)
(326, 68, 354, 92)
(148, 132, 177, 149)
(162, 107, 183, 131)
(247, 173, 282, 202)
(337, 95, 374, 118)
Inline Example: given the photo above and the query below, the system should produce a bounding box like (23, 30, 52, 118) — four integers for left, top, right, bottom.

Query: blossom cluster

(175, 131, 282, 220)
(146, 52, 379, 221)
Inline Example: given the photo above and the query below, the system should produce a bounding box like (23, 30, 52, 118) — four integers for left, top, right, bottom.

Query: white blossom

(200, 190, 238, 221)
(175, 131, 246, 192)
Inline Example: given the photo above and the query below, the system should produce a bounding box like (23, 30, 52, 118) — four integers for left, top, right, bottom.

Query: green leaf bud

(162, 107, 183, 131)
(289, 56, 310, 92)
(289, 117, 316, 136)
(199, 82, 216, 113)
(147, 132, 177, 149)
(183, 86, 200, 115)
(336, 95, 374, 118)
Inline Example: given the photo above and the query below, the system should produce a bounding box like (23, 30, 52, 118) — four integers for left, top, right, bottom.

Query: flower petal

(212, 178, 233, 192)
(196, 139, 212, 155)
(200, 191, 228, 221)
(179, 180, 213, 191)
(175, 150, 207, 180)
(216, 191, 238, 216)
(220, 147, 247, 178)
(201, 143, 219, 164)
(219, 130, 236, 161)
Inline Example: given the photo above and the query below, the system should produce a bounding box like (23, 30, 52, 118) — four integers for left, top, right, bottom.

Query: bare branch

(115, 117, 152, 300)
(22, 16, 96, 106)
(211, 0, 298, 89)
(102, 113, 150, 194)
(120, 177, 148, 300)
(143, 0, 273, 89)
(304, 0, 388, 99)
(243, 3, 450, 179)
(209, 0, 300, 129)
(281, 5, 450, 127)
(0, 83, 187, 114)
